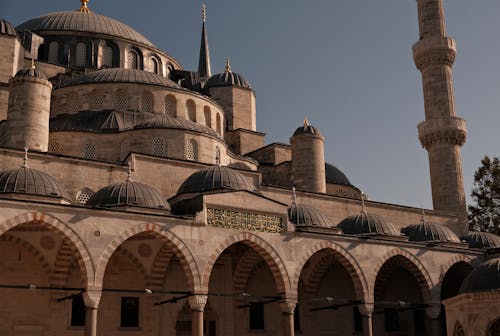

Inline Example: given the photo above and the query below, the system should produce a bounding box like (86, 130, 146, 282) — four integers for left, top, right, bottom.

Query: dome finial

(30, 58, 35, 70)
(292, 186, 297, 204)
(202, 3, 207, 23)
(77, 0, 90, 13)
(127, 162, 133, 182)
(303, 118, 309, 127)
(225, 58, 231, 72)
(360, 189, 367, 214)
(23, 147, 29, 168)
(420, 207, 426, 223)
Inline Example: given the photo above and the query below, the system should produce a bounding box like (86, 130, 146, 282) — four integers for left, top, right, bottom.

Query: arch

(103, 45, 113, 67)
(148, 245, 174, 290)
(201, 232, 291, 294)
(50, 238, 82, 286)
(186, 99, 196, 121)
(95, 223, 200, 291)
(0, 233, 52, 276)
(232, 248, 264, 293)
(141, 91, 154, 113)
(216, 113, 222, 135)
(204, 106, 212, 128)
(0, 212, 94, 287)
(164, 94, 177, 117)
(372, 248, 433, 303)
(75, 42, 86, 66)
(291, 241, 368, 301)
(150, 56, 161, 75)
(437, 255, 474, 298)
(114, 246, 149, 283)
(48, 41, 59, 64)
(128, 49, 140, 69)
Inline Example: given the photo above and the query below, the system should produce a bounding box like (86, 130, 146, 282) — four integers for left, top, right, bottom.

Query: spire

(76, 0, 90, 13)
(198, 3, 211, 79)
(360, 190, 367, 214)
(23, 147, 29, 168)
(225, 57, 231, 72)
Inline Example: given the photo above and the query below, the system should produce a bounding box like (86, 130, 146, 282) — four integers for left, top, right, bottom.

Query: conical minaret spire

(198, 4, 212, 79)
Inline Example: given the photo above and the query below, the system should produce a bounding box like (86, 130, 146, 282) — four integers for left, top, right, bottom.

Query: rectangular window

(71, 293, 86, 327)
(384, 308, 400, 332)
(414, 309, 426, 334)
(249, 302, 264, 330)
(353, 306, 363, 332)
(121, 297, 139, 328)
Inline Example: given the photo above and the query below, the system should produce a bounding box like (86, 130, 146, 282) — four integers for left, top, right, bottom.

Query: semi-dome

(87, 180, 169, 210)
(206, 60, 250, 89)
(177, 165, 256, 195)
(0, 19, 16, 36)
(292, 119, 322, 137)
(135, 115, 221, 138)
(16, 10, 155, 47)
(461, 231, 500, 249)
(61, 68, 181, 88)
(288, 203, 332, 228)
(325, 163, 352, 186)
(337, 212, 400, 236)
(401, 220, 460, 243)
(460, 258, 500, 294)
(0, 166, 67, 199)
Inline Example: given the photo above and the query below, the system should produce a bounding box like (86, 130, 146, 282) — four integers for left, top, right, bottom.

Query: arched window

(453, 322, 465, 336)
(84, 142, 97, 160)
(128, 50, 139, 69)
(75, 42, 86, 66)
(186, 99, 196, 121)
(48, 41, 59, 64)
(90, 93, 104, 111)
(166, 64, 174, 77)
(48, 141, 61, 154)
(185, 140, 198, 161)
(103, 46, 113, 67)
(120, 139, 131, 161)
(204, 106, 211, 127)
(114, 91, 128, 112)
(151, 57, 159, 74)
(152, 137, 166, 157)
(76, 187, 94, 205)
(141, 92, 154, 113)
(68, 94, 81, 114)
(164, 95, 177, 117)
(216, 113, 222, 135)
(215, 146, 221, 165)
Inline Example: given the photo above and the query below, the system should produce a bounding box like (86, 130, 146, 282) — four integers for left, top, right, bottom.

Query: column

(83, 289, 102, 336)
(189, 294, 207, 336)
(359, 304, 374, 336)
(280, 300, 297, 336)
(426, 303, 442, 336)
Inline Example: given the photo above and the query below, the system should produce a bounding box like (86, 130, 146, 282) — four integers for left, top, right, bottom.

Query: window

(216, 113, 222, 135)
(48, 141, 61, 154)
(68, 94, 81, 114)
(186, 100, 196, 121)
(141, 93, 153, 113)
(152, 137, 166, 157)
(114, 92, 128, 112)
(48, 41, 58, 64)
(75, 42, 86, 66)
(128, 50, 139, 69)
(185, 140, 198, 161)
(384, 308, 400, 332)
(151, 57, 159, 74)
(215, 146, 221, 165)
(249, 302, 264, 330)
(120, 139, 131, 161)
(164, 95, 176, 117)
(204, 106, 211, 127)
(103, 46, 113, 67)
(71, 293, 86, 327)
(353, 307, 363, 333)
(76, 188, 94, 205)
(90, 94, 103, 111)
(84, 142, 96, 160)
(121, 297, 139, 328)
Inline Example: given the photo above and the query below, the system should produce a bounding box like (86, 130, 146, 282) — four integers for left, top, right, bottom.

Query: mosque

(0, 0, 499, 335)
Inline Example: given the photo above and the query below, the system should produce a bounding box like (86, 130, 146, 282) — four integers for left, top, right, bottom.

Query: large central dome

(16, 10, 155, 47)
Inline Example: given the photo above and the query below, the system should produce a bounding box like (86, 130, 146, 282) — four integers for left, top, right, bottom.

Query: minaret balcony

(418, 117, 467, 149)
(412, 36, 456, 70)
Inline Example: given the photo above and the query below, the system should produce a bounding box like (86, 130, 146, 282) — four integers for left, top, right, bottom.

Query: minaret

(198, 4, 211, 80)
(413, 0, 468, 234)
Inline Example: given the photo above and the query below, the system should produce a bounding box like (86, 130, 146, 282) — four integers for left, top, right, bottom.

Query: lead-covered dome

(14, 66, 47, 80)
(206, 60, 250, 89)
(461, 231, 500, 249)
(337, 212, 400, 236)
(325, 163, 352, 186)
(135, 115, 221, 138)
(0, 166, 67, 199)
(87, 180, 169, 210)
(288, 203, 332, 228)
(16, 10, 155, 47)
(0, 19, 16, 36)
(401, 220, 460, 243)
(176, 165, 256, 195)
(460, 258, 500, 294)
(292, 120, 322, 137)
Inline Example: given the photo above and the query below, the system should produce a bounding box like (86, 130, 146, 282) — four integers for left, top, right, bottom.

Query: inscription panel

(207, 208, 283, 233)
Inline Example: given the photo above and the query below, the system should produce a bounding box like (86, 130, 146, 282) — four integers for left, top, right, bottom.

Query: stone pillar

(189, 294, 207, 336)
(413, 0, 468, 235)
(359, 304, 374, 336)
(280, 300, 297, 336)
(83, 289, 102, 336)
(426, 303, 442, 336)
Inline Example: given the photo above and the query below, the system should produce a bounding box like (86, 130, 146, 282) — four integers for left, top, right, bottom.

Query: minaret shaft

(413, 0, 468, 234)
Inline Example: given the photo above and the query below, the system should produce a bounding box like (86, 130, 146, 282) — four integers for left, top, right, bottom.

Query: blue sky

(2, 0, 500, 209)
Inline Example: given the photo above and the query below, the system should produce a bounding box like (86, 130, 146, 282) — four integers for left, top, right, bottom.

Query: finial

(488, 213, 495, 230)
(360, 190, 367, 214)
(303, 118, 309, 127)
(127, 162, 132, 182)
(225, 58, 231, 72)
(420, 207, 426, 223)
(292, 186, 297, 204)
(30, 58, 35, 70)
(77, 0, 90, 13)
(202, 4, 207, 23)
(23, 147, 29, 168)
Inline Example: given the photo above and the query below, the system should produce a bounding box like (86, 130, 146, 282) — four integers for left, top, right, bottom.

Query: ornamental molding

(412, 37, 456, 70)
(206, 207, 284, 233)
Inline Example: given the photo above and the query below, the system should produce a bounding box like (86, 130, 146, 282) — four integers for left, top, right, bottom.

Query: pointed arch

(95, 223, 200, 291)
(148, 245, 174, 290)
(115, 246, 149, 283)
(201, 232, 290, 294)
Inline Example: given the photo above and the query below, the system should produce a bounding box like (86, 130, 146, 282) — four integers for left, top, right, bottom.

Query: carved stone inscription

(207, 208, 283, 233)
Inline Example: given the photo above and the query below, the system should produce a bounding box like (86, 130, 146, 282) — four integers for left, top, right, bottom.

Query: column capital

(280, 298, 297, 314)
(188, 294, 208, 312)
(358, 303, 374, 317)
(83, 288, 102, 308)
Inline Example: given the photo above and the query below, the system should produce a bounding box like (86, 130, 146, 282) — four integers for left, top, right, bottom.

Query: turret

(413, 0, 468, 235)
(6, 60, 52, 151)
(290, 119, 326, 193)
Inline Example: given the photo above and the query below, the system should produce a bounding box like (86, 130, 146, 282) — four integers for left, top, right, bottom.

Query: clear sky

(2, 0, 499, 209)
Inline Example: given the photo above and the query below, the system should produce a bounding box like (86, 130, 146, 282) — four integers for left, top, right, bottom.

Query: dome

(461, 231, 500, 249)
(288, 203, 332, 228)
(135, 115, 221, 138)
(401, 220, 460, 243)
(292, 120, 322, 137)
(325, 163, 352, 186)
(87, 180, 169, 210)
(0, 19, 16, 36)
(337, 212, 400, 236)
(177, 165, 256, 195)
(14, 66, 47, 80)
(206, 61, 250, 89)
(0, 166, 67, 199)
(460, 258, 500, 294)
(16, 10, 155, 47)
(61, 68, 181, 88)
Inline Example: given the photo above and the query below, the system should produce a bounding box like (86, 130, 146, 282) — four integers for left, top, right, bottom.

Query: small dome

(461, 231, 500, 249)
(325, 163, 352, 186)
(337, 212, 400, 236)
(288, 203, 331, 228)
(0, 19, 16, 36)
(14, 67, 47, 80)
(460, 258, 500, 294)
(0, 166, 67, 199)
(292, 120, 322, 137)
(206, 61, 250, 89)
(401, 220, 460, 243)
(177, 165, 256, 195)
(87, 180, 169, 210)
(135, 115, 221, 138)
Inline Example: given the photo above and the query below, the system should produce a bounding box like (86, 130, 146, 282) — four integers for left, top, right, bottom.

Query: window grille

(48, 41, 58, 64)
(84, 142, 96, 160)
(185, 140, 198, 161)
(152, 137, 166, 157)
(103, 46, 113, 67)
(90, 95, 103, 111)
(75, 42, 86, 66)
(121, 297, 140, 328)
(186, 100, 196, 121)
(76, 188, 94, 205)
(216, 113, 222, 135)
(48, 141, 60, 154)
(164, 95, 176, 117)
(204, 106, 211, 127)
(249, 302, 264, 330)
(68, 95, 81, 114)
(141, 93, 153, 113)
(114, 93, 128, 112)
(128, 51, 138, 69)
